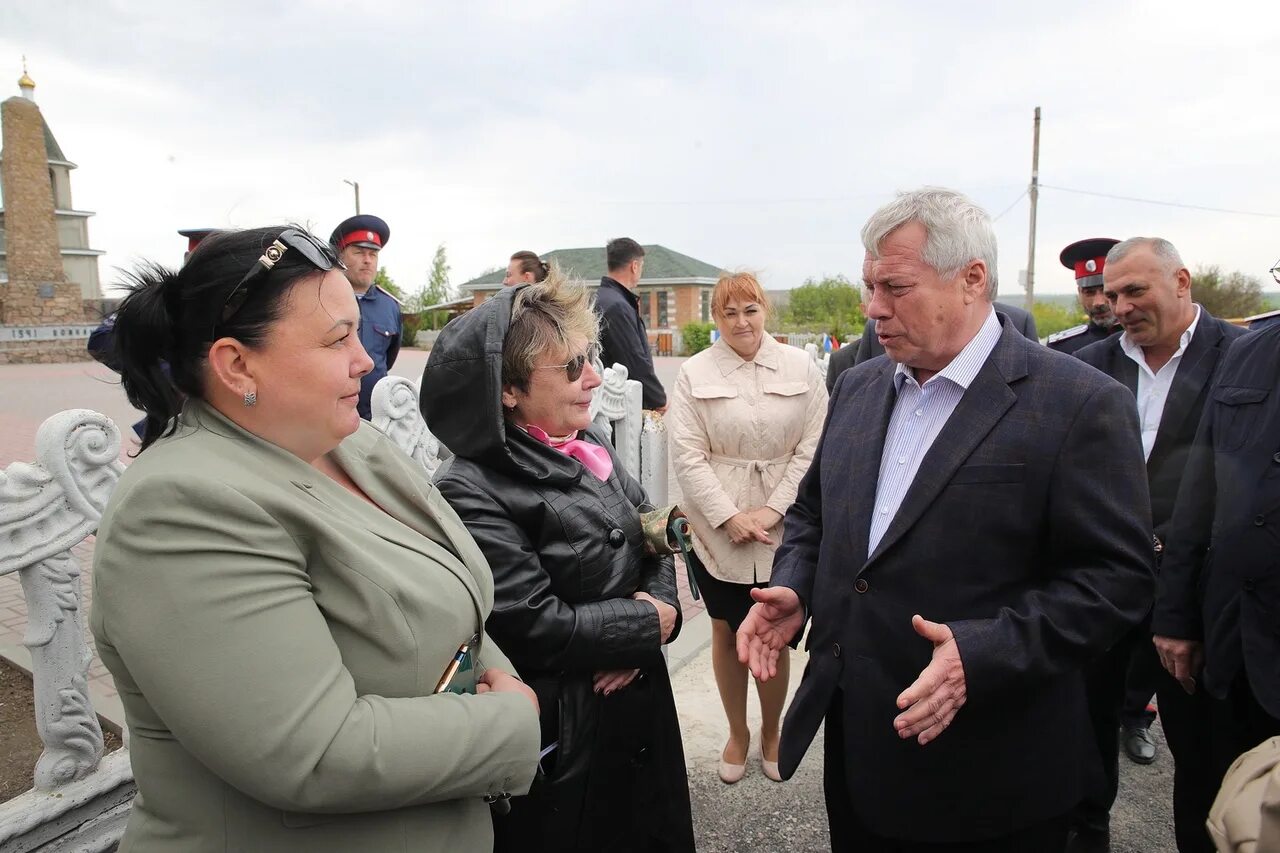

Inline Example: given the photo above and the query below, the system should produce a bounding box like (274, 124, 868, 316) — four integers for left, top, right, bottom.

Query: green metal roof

(42, 118, 66, 162)
(461, 244, 723, 289)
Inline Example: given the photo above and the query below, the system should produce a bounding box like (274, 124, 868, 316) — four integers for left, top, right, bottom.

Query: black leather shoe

(1066, 826, 1111, 853)
(1122, 724, 1157, 765)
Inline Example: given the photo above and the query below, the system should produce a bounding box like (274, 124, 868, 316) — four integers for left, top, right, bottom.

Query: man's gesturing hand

(894, 615, 966, 746)
(736, 587, 803, 683)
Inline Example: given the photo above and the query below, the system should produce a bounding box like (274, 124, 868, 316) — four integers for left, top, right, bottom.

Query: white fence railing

(0, 410, 135, 852)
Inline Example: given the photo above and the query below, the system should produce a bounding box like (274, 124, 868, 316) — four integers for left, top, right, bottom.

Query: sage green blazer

(91, 401, 541, 852)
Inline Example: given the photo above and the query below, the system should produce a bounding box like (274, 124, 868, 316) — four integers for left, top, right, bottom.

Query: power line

(992, 189, 1028, 222)
(1041, 185, 1280, 219)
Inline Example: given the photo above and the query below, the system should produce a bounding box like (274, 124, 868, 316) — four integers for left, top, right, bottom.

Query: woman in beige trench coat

(667, 271, 827, 785)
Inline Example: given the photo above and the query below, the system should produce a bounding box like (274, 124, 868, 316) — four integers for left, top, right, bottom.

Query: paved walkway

(0, 354, 1179, 850)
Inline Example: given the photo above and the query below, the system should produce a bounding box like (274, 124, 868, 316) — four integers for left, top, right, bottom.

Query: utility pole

(1024, 107, 1041, 312)
(343, 179, 361, 214)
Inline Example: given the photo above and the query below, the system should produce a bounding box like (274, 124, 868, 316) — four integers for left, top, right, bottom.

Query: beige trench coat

(667, 334, 827, 583)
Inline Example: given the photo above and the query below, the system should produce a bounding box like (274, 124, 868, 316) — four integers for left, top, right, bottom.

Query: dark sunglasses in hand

(533, 342, 602, 382)
(215, 228, 344, 337)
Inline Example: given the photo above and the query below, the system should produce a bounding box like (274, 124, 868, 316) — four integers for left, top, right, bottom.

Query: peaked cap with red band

(1059, 237, 1120, 289)
(178, 228, 219, 254)
(329, 214, 390, 252)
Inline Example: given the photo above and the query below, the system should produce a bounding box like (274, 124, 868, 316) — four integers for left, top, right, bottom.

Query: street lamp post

(343, 179, 360, 215)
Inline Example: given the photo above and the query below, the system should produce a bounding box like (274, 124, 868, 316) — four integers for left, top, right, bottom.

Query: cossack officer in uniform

(330, 215, 401, 420)
(1047, 238, 1122, 354)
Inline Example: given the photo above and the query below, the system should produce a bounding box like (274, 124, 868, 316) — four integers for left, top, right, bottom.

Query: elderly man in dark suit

(738, 187, 1155, 851)
(826, 299, 1037, 392)
(1153, 321, 1280, 850)
(1069, 237, 1249, 853)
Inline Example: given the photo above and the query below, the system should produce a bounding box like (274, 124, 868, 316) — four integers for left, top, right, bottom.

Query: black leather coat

(420, 285, 695, 853)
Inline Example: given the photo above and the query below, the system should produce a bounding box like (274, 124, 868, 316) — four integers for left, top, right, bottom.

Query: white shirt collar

(1119, 304, 1202, 372)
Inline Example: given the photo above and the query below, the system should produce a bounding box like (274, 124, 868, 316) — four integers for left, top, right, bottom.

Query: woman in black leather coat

(420, 275, 695, 853)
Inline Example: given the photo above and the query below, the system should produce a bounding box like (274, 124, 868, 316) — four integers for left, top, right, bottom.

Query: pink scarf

(525, 425, 614, 482)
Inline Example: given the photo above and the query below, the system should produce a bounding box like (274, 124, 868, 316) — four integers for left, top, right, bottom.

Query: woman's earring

(243, 389, 257, 408)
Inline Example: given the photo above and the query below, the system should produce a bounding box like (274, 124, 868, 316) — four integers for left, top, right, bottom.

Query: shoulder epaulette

(1046, 324, 1088, 345)
(373, 285, 403, 306)
(1244, 308, 1280, 322)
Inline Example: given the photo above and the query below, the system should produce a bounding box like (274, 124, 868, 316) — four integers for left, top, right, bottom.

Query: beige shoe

(718, 758, 747, 784)
(718, 734, 749, 784)
(761, 730, 782, 782)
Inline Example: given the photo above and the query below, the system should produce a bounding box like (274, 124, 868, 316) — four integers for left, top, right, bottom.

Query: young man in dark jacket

(597, 238, 667, 411)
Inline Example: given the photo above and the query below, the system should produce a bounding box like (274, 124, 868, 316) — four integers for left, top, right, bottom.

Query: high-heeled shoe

(718, 734, 749, 784)
(760, 731, 782, 782)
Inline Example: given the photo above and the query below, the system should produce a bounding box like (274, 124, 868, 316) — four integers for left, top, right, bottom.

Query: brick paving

(0, 353, 701, 722)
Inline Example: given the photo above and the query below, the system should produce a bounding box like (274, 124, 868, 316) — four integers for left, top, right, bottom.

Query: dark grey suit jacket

(827, 302, 1038, 392)
(1154, 322, 1280, 717)
(1074, 309, 1248, 543)
(772, 316, 1154, 842)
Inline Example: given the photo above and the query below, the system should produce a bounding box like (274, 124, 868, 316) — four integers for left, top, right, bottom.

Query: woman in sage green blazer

(92, 226, 541, 853)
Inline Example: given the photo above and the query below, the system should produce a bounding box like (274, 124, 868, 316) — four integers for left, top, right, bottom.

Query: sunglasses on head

(533, 342, 601, 382)
(1271, 260, 1280, 286)
(214, 228, 344, 337)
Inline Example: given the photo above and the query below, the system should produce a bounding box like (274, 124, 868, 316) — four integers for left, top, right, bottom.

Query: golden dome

(18, 71, 35, 89)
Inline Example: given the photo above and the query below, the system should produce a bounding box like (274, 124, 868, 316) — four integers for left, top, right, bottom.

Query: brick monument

(0, 69, 95, 364)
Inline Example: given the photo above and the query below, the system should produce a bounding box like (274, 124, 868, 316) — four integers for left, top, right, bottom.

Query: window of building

(656, 290, 668, 327)
(701, 289, 711, 323)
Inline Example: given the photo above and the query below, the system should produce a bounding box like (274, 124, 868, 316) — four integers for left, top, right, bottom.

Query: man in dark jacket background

(1154, 320, 1280, 852)
(597, 238, 667, 411)
(1071, 237, 1249, 853)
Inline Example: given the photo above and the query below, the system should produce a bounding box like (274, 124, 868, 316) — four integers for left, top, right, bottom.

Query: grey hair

(861, 187, 999, 299)
(1106, 237, 1185, 273)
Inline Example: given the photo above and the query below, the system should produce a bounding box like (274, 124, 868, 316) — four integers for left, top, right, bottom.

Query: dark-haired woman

(502, 250, 549, 286)
(422, 271, 696, 852)
(90, 227, 542, 853)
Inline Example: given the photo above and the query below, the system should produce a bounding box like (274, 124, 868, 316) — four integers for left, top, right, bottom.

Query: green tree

(682, 322, 715, 355)
(783, 275, 865, 338)
(1190, 265, 1265, 319)
(420, 243, 453, 331)
(1031, 301, 1085, 338)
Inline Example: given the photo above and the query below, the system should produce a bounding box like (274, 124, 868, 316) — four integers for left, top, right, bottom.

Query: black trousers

(823, 691, 1070, 852)
(1156, 671, 1280, 853)
(1120, 634, 1161, 729)
(1073, 618, 1159, 835)
(1156, 674, 1216, 853)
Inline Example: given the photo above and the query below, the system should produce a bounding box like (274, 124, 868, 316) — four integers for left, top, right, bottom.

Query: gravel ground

(672, 643, 1179, 852)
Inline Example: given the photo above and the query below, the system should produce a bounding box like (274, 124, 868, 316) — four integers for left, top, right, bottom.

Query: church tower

(0, 64, 99, 363)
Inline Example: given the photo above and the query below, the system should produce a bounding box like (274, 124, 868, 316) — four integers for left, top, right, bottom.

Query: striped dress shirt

(868, 309, 1003, 556)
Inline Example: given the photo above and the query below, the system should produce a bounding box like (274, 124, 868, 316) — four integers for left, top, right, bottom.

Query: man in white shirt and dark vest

(1071, 237, 1250, 853)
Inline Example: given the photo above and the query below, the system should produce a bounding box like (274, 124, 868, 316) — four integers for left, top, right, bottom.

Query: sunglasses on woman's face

(533, 342, 601, 382)
(214, 229, 344, 337)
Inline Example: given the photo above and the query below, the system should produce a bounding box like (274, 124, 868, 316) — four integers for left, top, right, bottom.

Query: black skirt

(686, 549, 766, 632)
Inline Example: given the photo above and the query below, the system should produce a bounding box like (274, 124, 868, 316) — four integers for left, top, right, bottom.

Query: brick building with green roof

(460, 245, 723, 342)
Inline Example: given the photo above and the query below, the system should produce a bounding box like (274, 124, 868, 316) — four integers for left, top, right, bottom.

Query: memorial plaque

(0, 325, 96, 342)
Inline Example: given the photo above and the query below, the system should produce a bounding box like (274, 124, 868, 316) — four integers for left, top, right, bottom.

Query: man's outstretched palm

(736, 587, 804, 682)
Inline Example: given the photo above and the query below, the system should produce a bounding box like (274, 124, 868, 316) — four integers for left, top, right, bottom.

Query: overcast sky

(3, 0, 1278, 299)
